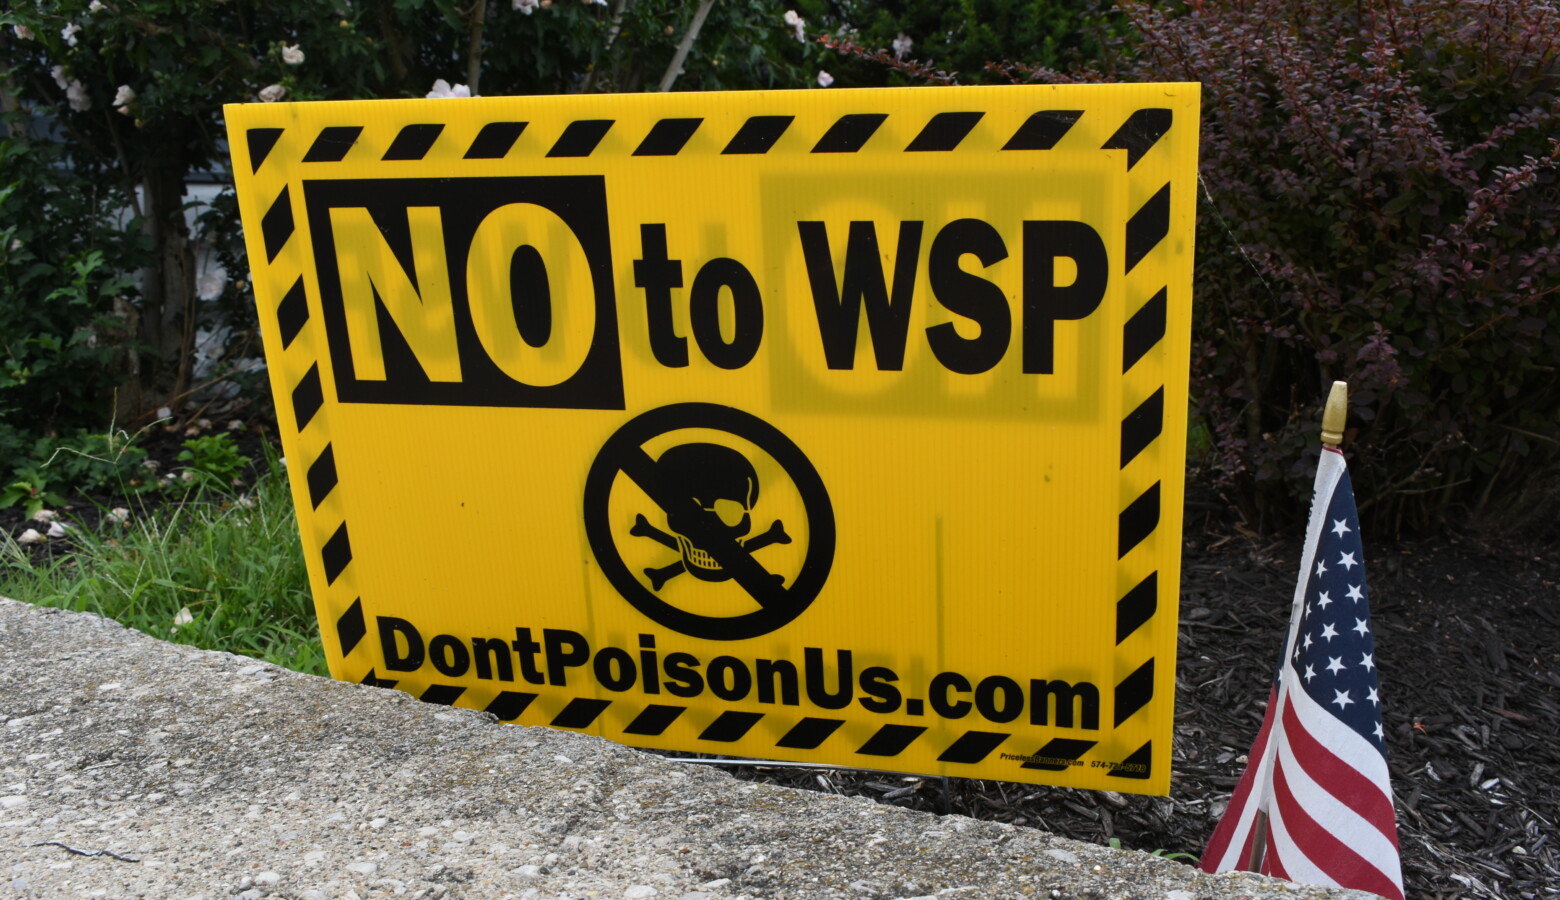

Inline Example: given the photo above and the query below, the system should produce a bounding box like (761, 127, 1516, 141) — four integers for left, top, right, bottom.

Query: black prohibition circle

(583, 403, 835, 641)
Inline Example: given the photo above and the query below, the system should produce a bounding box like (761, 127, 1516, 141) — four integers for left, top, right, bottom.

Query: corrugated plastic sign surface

(226, 84, 1198, 794)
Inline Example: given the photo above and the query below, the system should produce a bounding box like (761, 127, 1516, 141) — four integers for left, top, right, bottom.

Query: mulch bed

(5, 425, 1557, 899)
(711, 497, 1560, 899)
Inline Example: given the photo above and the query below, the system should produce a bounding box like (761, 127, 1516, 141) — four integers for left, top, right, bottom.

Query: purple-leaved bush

(1002, 0, 1560, 533)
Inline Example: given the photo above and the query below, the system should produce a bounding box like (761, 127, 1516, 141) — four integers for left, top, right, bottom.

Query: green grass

(0, 457, 327, 675)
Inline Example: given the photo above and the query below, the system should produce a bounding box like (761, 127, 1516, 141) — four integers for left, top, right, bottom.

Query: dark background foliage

(4, 0, 1559, 537)
(793, 0, 1123, 84)
(1096, 0, 1560, 534)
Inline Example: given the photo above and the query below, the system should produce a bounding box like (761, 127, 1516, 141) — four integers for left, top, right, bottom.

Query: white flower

(31, 509, 57, 523)
(173, 607, 194, 627)
(61, 23, 81, 47)
(426, 78, 472, 99)
(282, 44, 304, 65)
(258, 83, 286, 103)
(107, 508, 130, 525)
(66, 80, 90, 112)
(816, 70, 834, 88)
(46, 522, 68, 539)
(89, 0, 106, 12)
(892, 32, 912, 60)
(513, 0, 538, 11)
(783, 9, 805, 42)
(156, 406, 173, 421)
(12, 25, 34, 41)
(196, 263, 227, 301)
(112, 84, 135, 112)
(17, 529, 44, 545)
(51, 65, 69, 90)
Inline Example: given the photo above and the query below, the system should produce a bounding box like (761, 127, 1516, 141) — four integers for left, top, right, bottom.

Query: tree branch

(658, 0, 717, 92)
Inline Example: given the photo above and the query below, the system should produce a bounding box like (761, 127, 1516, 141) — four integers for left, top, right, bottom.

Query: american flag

(1200, 447, 1404, 899)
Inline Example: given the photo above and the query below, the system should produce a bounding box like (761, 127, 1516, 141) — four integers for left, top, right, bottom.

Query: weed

(1107, 836, 1198, 864)
(176, 432, 252, 487)
(0, 473, 66, 519)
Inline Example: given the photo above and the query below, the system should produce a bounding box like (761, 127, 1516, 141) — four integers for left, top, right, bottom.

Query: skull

(657, 442, 757, 582)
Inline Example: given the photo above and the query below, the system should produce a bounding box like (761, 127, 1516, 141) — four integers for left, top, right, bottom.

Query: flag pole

(1246, 810, 1270, 871)
(1244, 380, 1348, 873)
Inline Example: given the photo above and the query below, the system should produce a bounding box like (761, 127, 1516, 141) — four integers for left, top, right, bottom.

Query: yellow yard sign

(226, 84, 1198, 794)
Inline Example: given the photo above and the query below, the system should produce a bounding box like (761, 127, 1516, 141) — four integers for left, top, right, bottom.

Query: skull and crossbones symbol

(630, 442, 792, 591)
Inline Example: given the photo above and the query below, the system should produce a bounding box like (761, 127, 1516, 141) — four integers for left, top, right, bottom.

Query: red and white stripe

(1261, 675, 1403, 898)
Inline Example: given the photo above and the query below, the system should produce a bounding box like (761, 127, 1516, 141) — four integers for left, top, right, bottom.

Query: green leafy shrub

(0, 139, 144, 437)
(177, 432, 250, 487)
(41, 429, 149, 494)
(0, 424, 150, 512)
(1067, 0, 1560, 531)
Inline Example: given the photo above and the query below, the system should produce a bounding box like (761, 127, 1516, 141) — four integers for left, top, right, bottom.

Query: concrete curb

(0, 598, 1372, 899)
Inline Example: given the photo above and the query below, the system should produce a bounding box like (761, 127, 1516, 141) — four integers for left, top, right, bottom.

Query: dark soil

(5, 425, 1557, 899)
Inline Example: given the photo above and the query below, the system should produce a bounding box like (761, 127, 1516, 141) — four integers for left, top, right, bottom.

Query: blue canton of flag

(1292, 470, 1384, 749)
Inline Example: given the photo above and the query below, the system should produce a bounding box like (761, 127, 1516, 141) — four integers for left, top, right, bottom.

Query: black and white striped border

(244, 108, 1171, 170)
(253, 104, 1177, 783)
(346, 674, 1024, 766)
(1011, 107, 1175, 782)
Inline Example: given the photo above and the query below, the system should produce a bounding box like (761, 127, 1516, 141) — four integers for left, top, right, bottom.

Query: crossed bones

(630, 513, 792, 590)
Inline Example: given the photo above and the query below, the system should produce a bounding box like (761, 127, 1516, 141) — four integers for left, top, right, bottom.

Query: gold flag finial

(1321, 381, 1348, 447)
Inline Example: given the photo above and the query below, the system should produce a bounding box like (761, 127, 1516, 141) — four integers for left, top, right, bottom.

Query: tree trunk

(136, 130, 197, 417)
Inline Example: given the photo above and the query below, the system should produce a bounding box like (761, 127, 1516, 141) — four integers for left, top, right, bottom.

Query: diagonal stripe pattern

(236, 99, 1191, 790)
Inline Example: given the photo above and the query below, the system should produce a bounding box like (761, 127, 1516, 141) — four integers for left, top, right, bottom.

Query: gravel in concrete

(0, 598, 1376, 899)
